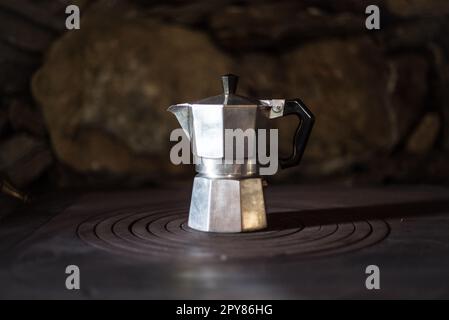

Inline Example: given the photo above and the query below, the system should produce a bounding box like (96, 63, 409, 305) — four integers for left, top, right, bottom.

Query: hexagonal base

(188, 176, 267, 233)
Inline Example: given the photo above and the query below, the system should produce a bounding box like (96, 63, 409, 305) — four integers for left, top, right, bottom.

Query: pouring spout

(167, 103, 191, 140)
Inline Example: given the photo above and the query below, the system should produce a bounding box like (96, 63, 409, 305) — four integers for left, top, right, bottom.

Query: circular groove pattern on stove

(77, 206, 390, 262)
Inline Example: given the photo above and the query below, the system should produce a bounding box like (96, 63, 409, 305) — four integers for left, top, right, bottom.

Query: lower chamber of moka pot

(187, 175, 266, 233)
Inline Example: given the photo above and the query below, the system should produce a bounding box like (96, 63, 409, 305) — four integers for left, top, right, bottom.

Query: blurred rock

(139, 0, 230, 26)
(0, 0, 93, 96)
(209, 2, 364, 50)
(0, 0, 447, 188)
(32, 9, 232, 180)
(406, 113, 440, 153)
(387, 0, 449, 17)
(281, 37, 392, 174)
(0, 38, 39, 96)
(0, 134, 53, 187)
(0, 108, 8, 135)
(382, 18, 445, 50)
(430, 42, 449, 150)
(8, 99, 46, 136)
(237, 54, 284, 97)
(0, 9, 55, 53)
(388, 54, 429, 148)
(436, 63, 449, 150)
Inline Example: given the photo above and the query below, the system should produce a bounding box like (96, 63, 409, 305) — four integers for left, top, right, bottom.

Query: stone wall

(1, 0, 449, 190)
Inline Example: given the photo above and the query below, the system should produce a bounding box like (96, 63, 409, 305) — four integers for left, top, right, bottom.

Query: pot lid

(193, 74, 260, 105)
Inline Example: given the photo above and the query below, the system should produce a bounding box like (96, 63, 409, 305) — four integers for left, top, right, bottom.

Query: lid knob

(222, 74, 238, 95)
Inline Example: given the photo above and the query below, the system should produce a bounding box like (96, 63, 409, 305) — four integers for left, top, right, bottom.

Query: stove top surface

(1, 184, 449, 299)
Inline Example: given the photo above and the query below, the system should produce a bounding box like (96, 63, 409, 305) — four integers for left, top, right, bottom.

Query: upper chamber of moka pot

(168, 74, 271, 178)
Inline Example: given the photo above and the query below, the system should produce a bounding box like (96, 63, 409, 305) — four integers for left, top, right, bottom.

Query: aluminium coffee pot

(168, 74, 314, 233)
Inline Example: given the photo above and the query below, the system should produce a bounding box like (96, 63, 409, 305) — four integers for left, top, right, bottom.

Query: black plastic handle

(278, 99, 315, 169)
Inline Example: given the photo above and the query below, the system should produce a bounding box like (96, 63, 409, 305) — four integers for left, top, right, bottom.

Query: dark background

(1, 0, 449, 194)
